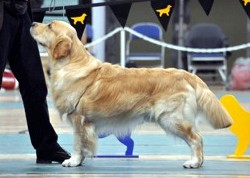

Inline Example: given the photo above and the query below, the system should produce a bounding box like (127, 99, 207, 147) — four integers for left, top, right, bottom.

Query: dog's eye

(48, 23, 52, 29)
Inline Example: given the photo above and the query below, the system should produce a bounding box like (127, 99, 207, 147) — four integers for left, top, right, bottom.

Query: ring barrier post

(120, 29, 126, 67)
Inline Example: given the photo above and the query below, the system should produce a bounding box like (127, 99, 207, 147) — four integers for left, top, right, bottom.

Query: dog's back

(81, 65, 232, 135)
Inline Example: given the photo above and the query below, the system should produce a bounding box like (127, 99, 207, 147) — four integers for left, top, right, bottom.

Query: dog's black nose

(31, 22, 37, 27)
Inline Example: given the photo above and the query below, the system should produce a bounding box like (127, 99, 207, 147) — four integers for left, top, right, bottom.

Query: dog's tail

(196, 84, 233, 129)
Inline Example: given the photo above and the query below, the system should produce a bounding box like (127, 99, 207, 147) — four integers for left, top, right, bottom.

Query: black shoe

(36, 143, 71, 164)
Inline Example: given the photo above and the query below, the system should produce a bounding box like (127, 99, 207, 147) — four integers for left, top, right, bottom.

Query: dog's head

(30, 20, 76, 59)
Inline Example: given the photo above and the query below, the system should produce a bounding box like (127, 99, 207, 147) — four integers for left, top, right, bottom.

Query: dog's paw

(62, 156, 82, 167)
(182, 159, 202, 169)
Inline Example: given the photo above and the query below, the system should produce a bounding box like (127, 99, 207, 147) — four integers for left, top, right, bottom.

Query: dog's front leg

(62, 113, 97, 167)
(62, 113, 84, 167)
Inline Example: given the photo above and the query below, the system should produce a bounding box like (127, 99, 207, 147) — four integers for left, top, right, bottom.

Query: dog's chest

(50, 67, 97, 114)
(52, 89, 79, 113)
(51, 77, 80, 113)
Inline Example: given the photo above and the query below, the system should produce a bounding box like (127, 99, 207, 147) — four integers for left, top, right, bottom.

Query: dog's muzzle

(30, 22, 46, 46)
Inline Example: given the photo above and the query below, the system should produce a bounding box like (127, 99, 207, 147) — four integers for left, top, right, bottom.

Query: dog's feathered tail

(196, 85, 233, 129)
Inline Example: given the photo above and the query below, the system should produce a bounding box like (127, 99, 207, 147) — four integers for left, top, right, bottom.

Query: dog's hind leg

(177, 124, 203, 169)
(62, 113, 97, 167)
(157, 117, 203, 169)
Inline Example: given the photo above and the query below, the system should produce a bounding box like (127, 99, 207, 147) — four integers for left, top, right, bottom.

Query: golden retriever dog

(30, 20, 232, 168)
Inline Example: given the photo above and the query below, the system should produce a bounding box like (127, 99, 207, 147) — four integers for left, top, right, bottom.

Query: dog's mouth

(38, 42, 47, 47)
(30, 27, 47, 47)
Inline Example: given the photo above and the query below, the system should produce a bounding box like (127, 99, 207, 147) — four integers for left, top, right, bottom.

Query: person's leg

(0, 8, 13, 87)
(7, 12, 70, 163)
(8, 12, 57, 149)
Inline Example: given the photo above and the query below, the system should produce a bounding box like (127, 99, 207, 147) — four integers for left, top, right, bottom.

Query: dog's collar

(66, 86, 88, 117)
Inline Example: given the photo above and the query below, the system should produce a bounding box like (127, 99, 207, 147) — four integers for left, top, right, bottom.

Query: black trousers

(0, 9, 58, 151)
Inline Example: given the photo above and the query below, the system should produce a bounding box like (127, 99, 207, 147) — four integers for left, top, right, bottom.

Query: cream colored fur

(30, 20, 232, 168)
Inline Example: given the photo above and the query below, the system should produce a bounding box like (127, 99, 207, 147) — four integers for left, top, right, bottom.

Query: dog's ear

(52, 35, 72, 59)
